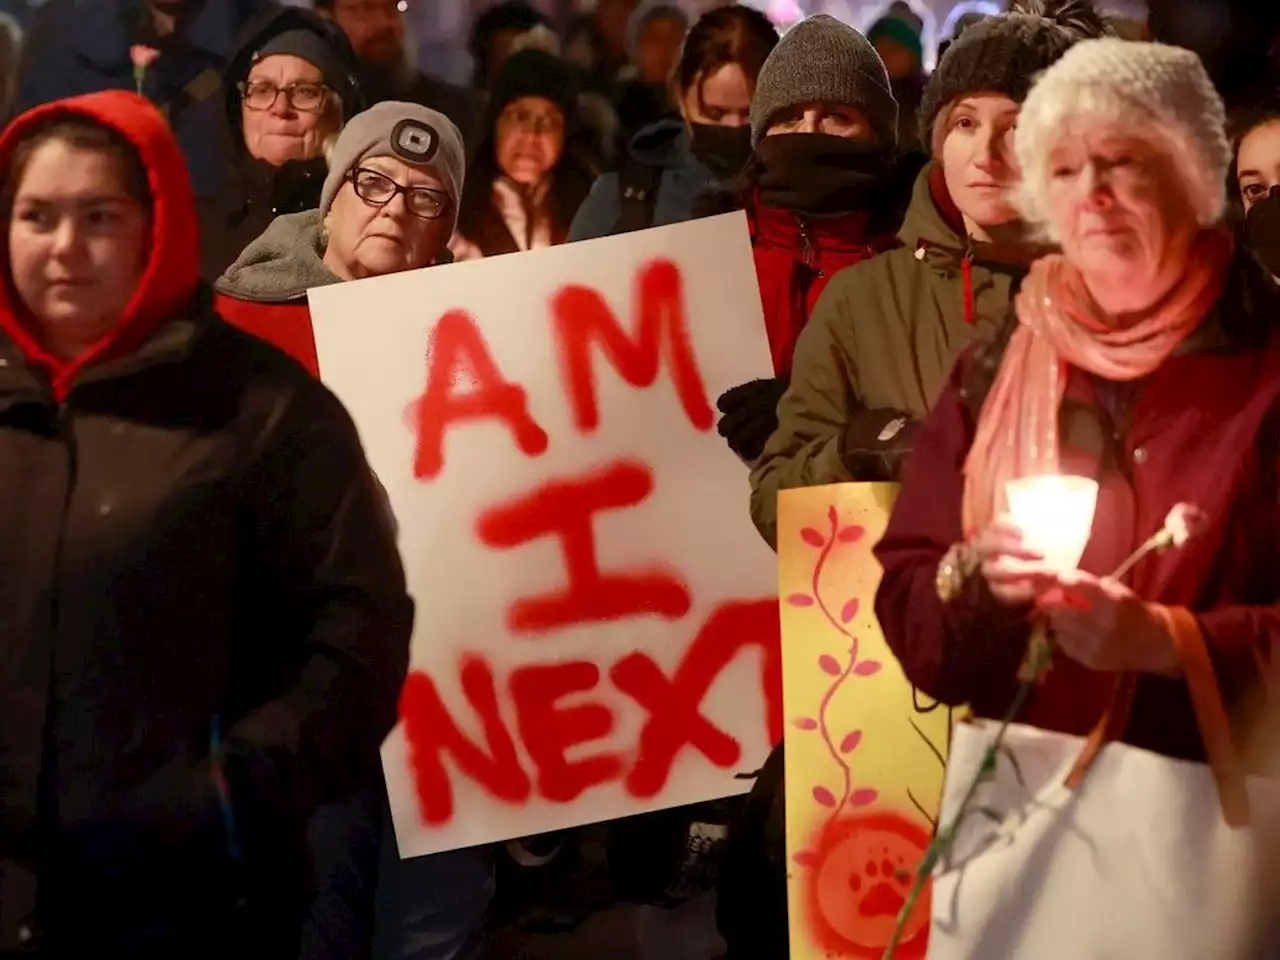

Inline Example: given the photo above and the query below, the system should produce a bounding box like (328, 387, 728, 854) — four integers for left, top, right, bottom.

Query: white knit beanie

(1013, 38, 1230, 237)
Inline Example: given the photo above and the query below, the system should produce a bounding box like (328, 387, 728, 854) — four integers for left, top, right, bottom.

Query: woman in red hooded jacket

(0, 91, 411, 957)
(708, 13, 919, 462)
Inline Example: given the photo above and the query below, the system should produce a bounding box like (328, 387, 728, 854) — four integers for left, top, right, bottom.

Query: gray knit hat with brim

(321, 101, 466, 233)
(749, 14, 898, 151)
(918, 0, 1114, 154)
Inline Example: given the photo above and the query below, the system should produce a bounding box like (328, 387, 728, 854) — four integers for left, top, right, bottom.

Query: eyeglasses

(239, 80, 331, 113)
(498, 105, 564, 136)
(347, 167, 451, 220)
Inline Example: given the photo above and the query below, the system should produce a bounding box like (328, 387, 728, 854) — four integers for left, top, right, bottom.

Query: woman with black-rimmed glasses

(214, 99, 464, 377)
(200, 6, 363, 283)
(213, 100, 470, 958)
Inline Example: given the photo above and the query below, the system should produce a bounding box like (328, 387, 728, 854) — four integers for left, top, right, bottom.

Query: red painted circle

(804, 811, 932, 958)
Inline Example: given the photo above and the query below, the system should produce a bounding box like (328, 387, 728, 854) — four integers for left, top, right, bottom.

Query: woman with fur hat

(451, 48, 596, 260)
(877, 36, 1280, 874)
(749, 0, 1112, 546)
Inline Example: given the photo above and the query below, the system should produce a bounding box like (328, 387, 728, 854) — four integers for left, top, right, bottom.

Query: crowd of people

(4, 0, 1280, 957)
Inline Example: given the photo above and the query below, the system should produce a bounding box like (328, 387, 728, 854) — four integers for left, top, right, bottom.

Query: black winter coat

(0, 297, 413, 957)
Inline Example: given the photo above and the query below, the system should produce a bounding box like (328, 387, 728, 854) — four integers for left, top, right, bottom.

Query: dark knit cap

(867, 12, 923, 66)
(749, 14, 898, 150)
(229, 9, 362, 124)
(488, 48, 578, 123)
(918, 0, 1113, 152)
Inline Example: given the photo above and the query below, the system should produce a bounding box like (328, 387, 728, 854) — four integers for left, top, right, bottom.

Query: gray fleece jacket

(215, 209, 342, 302)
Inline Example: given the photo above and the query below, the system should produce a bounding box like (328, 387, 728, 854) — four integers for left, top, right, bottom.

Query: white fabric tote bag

(927, 609, 1280, 959)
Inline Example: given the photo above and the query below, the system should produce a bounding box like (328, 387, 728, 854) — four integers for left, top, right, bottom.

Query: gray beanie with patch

(748, 14, 898, 150)
(321, 101, 466, 232)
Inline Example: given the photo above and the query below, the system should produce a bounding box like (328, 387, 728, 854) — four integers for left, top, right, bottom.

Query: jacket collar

(749, 200, 882, 256)
(0, 289, 214, 406)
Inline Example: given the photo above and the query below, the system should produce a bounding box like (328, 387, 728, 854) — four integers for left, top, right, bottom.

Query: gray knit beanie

(321, 101, 466, 232)
(748, 14, 898, 150)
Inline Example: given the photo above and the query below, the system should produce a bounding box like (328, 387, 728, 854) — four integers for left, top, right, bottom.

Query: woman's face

(495, 96, 565, 185)
(9, 137, 150, 359)
(240, 54, 341, 166)
(1043, 123, 1199, 316)
(1236, 119, 1280, 211)
(323, 154, 452, 281)
(765, 101, 874, 140)
(939, 94, 1021, 235)
(636, 15, 686, 84)
(679, 62, 752, 128)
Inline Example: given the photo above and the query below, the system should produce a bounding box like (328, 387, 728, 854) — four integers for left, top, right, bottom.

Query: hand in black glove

(839, 408, 918, 481)
(716, 377, 789, 462)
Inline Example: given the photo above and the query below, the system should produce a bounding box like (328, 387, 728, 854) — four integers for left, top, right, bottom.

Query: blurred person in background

(0, 89, 410, 958)
(468, 0, 548, 94)
(570, 2, 778, 239)
(315, 0, 479, 149)
(452, 48, 594, 259)
(1146, 0, 1280, 112)
(0, 12, 20, 119)
(215, 102, 495, 960)
(13, 0, 274, 199)
(866, 0, 927, 152)
(1231, 100, 1280, 280)
(200, 6, 363, 282)
(565, 0, 640, 95)
(613, 2, 689, 149)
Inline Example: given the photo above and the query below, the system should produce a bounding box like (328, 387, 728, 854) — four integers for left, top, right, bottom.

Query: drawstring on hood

(0, 90, 201, 400)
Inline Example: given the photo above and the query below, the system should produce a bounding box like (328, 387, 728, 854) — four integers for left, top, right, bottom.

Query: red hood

(0, 91, 200, 397)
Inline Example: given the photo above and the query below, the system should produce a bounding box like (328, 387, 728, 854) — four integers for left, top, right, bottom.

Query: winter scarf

(755, 133, 890, 215)
(962, 227, 1234, 536)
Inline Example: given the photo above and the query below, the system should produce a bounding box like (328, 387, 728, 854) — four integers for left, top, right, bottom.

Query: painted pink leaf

(800, 527, 825, 547)
(840, 730, 863, 753)
(853, 660, 882, 676)
(793, 850, 819, 867)
(786, 593, 814, 607)
(838, 525, 866, 543)
(813, 786, 837, 807)
(840, 598, 860, 623)
(849, 788, 879, 806)
(818, 654, 842, 676)
(792, 717, 818, 731)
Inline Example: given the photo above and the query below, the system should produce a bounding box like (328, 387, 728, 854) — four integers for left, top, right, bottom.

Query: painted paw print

(848, 848, 911, 918)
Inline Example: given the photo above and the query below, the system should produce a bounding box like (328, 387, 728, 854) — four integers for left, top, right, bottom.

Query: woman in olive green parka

(748, 0, 1112, 547)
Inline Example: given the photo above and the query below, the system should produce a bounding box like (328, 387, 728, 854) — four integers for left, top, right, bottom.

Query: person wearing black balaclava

(1233, 102, 1280, 279)
(707, 14, 918, 466)
(568, 3, 778, 242)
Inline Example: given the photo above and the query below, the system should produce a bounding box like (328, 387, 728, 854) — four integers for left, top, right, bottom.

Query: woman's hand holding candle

(1039, 572, 1180, 676)
(973, 515, 1054, 606)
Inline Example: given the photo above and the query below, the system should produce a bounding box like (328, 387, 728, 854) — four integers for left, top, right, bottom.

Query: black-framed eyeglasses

(347, 167, 451, 220)
(239, 80, 331, 113)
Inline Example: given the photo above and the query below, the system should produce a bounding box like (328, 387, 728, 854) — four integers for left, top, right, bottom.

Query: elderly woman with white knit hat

(877, 35, 1280, 791)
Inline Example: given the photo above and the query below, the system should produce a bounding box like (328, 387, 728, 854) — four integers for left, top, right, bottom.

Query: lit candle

(1004, 475, 1099, 573)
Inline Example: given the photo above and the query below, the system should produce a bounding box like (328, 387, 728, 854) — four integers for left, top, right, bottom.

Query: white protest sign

(309, 213, 779, 858)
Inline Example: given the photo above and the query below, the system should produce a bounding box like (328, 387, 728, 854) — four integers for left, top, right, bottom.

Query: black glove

(839, 408, 918, 481)
(716, 377, 789, 462)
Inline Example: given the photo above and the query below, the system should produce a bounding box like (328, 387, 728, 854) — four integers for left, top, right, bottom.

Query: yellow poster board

(778, 483, 952, 959)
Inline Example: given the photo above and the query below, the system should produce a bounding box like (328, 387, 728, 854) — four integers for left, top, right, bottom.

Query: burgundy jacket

(874, 257, 1280, 763)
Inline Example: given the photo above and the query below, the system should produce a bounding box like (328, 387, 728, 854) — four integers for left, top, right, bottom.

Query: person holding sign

(0, 90, 411, 956)
(748, 0, 1113, 547)
(876, 39, 1280, 954)
(708, 14, 918, 465)
(215, 100, 465, 377)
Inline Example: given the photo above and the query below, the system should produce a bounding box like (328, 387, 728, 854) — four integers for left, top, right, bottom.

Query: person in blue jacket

(568, 2, 778, 240)
(13, 0, 275, 200)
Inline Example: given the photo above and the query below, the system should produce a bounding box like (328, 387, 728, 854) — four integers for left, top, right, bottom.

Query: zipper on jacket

(961, 240, 976, 324)
(795, 215, 823, 278)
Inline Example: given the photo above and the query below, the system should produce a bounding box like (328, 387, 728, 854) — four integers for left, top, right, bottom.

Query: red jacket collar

(750, 199, 879, 256)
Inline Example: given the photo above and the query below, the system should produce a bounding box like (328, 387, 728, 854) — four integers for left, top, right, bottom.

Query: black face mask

(1246, 187, 1280, 277)
(754, 133, 889, 214)
(689, 123, 753, 182)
